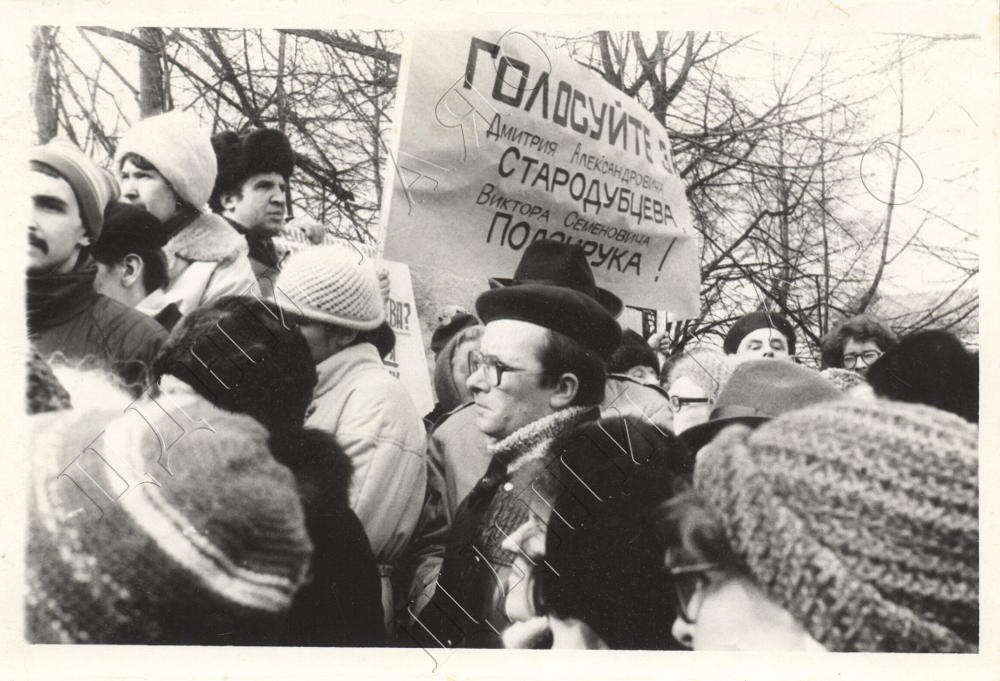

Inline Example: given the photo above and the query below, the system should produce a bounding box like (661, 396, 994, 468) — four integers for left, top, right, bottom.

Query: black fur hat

(210, 128, 295, 211)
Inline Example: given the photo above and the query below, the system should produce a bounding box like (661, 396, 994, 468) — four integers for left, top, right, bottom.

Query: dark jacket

(27, 265, 166, 392)
(402, 374, 674, 617)
(408, 406, 598, 649)
(272, 428, 385, 646)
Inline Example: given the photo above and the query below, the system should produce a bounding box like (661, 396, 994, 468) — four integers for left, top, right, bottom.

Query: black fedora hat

(476, 283, 622, 361)
(489, 240, 624, 318)
(680, 359, 842, 454)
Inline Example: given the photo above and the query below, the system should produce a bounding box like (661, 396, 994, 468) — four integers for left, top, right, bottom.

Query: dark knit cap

(866, 329, 978, 423)
(91, 203, 169, 262)
(723, 311, 796, 355)
(26, 391, 313, 644)
(430, 312, 479, 355)
(695, 399, 979, 652)
(476, 284, 622, 361)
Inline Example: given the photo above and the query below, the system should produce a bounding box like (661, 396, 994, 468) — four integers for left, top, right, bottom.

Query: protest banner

(383, 30, 700, 317)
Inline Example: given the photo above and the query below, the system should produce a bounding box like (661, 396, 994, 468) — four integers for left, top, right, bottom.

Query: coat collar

(313, 342, 385, 401)
(164, 212, 247, 264)
(26, 260, 98, 331)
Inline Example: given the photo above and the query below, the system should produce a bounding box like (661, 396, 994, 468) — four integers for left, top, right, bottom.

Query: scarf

(26, 265, 97, 332)
(225, 217, 281, 270)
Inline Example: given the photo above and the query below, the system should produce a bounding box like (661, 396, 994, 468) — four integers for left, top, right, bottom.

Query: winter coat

(409, 406, 598, 649)
(403, 374, 674, 615)
(136, 288, 182, 331)
(27, 265, 166, 392)
(160, 212, 257, 315)
(304, 341, 427, 631)
(269, 427, 385, 647)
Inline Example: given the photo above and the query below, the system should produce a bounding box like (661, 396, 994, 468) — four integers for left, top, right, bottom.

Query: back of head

(693, 399, 978, 652)
(608, 328, 659, 377)
(866, 329, 978, 423)
(820, 314, 898, 369)
(92, 203, 170, 293)
(275, 244, 385, 330)
(153, 296, 317, 434)
(538, 415, 691, 649)
(27, 388, 312, 644)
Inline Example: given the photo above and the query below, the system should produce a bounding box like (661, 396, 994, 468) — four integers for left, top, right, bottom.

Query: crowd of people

(26, 110, 979, 653)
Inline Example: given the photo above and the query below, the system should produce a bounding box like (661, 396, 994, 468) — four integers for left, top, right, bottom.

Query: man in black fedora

(398, 239, 674, 644)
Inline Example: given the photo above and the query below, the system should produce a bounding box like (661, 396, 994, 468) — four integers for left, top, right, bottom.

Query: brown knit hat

(26, 385, 313, 644)
(694, 399, 979, 652)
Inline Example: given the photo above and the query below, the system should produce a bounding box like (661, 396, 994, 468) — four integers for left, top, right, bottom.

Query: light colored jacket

(305, 342, 427, 626)
(162, 213, 257, 315)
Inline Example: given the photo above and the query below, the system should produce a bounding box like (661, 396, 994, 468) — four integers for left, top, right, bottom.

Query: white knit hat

(276, 245, 385, 330)
(115, 110, 217, 210)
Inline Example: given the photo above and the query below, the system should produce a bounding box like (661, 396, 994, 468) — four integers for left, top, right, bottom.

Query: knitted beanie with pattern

(26, 382, 313, 644)
(276, 244, 385, 330)
(694, 399, 979, 652)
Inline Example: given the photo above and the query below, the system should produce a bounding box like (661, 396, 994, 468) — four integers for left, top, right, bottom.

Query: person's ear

(220, 190, 240, 213)
(548, 372, 580, 409)
(329, 325, 359, 351)
(120, 253, 144, 288)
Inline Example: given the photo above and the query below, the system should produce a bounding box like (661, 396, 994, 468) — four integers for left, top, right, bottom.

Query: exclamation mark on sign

(654, 238, 677, 283)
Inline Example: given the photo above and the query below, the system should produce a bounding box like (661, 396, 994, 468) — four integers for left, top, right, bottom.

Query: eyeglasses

(468, 350, 545, 388)
(842, 350, 882, 369)
(667, 395, 711, 413)
(667, 561, 722, 624)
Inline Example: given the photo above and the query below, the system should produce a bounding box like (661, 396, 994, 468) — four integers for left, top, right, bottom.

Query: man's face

(223, 172, 287, 233)
(29, 170, 88, 274)
(842, 337, 883, 375)
(120, 159, 178, 222)
(736, 327, 790, 360)
(467, 319, 555, 441)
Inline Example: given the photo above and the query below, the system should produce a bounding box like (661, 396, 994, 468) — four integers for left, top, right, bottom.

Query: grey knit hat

(694, 399, 979, 652)
(819, 367, 867, 393)
(665, 347, 736, 402)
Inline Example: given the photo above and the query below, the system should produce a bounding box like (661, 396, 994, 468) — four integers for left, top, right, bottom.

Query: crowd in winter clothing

(25, 110, 979, 653)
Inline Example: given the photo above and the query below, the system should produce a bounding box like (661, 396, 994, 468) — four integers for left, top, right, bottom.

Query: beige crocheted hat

(275, 245, 385, 330)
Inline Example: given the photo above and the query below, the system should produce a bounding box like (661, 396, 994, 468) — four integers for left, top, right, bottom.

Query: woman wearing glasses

(657, 399, 978, 652)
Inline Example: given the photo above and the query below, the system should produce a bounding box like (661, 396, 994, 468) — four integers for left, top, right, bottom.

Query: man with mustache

(28, 140, 166, 393)
(210, 128, 296, 296)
